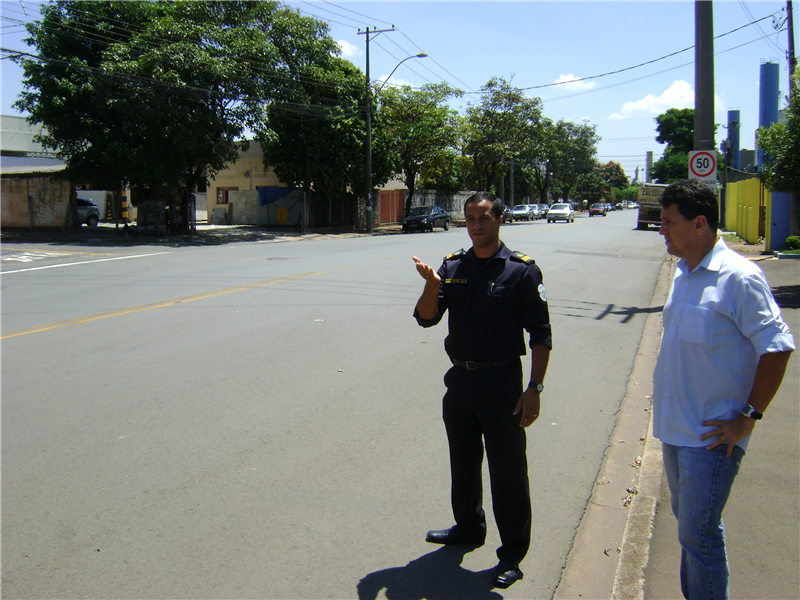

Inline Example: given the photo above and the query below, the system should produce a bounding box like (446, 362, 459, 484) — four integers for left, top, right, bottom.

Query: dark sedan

(589, 203, 607, 217)
(402, 205, 450, 232)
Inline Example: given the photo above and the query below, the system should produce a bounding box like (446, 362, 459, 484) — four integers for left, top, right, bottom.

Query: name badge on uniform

(445, 278, 467, 284)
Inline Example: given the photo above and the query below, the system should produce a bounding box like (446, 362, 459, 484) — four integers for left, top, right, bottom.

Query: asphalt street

(2, 210, 765, 599)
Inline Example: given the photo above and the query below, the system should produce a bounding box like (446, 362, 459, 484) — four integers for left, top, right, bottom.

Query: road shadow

(357, 546, 503, 600)
(0, 226, 320, 248)
(772, 284, 800, 310)
(549, 299, 664, 323)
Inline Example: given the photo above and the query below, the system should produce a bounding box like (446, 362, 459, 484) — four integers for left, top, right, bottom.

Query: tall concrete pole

(694, 1, 715, 151)
(789, 1, 799, 235)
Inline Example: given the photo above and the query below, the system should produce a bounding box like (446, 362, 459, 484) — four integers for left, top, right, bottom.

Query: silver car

(76, 198, 100, 227)
(546, 203, 575, 223)
(512, 204, 534, 221)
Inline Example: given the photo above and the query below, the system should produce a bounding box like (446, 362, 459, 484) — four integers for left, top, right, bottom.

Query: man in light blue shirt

(653, 179, 794, 599)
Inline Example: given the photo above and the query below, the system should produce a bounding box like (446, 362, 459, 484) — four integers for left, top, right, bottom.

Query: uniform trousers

(441, 359, 531, 564)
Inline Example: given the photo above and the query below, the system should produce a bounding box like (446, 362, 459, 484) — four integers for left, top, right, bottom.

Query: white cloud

(376, 75, 413, 91)
(608, 80, 694, 120)
(553, 74, 596, 92)
(337, 40, 362, 58)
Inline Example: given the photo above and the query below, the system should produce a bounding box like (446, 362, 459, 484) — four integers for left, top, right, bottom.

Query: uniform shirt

(414, 242, 551, 361)
(653, 238, 795, 450)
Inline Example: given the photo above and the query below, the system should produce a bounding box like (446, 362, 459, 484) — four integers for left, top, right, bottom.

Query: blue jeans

(662, 443, 745, 600)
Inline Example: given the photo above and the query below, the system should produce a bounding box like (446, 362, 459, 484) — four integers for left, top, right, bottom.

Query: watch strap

(528, 381, 544, 393)
(742, 403, 763, 420)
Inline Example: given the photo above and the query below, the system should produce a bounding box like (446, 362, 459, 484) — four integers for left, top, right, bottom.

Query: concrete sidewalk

(640, 255, 799, 600)
(556, 249, 799, 600)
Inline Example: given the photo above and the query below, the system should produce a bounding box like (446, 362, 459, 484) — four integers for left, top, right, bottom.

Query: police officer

(412, 191, 551, 589)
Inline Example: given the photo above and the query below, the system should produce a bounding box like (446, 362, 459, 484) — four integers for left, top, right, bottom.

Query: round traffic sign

(689, 151, 716, 178)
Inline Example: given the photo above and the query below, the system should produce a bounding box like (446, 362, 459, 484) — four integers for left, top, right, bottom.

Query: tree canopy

(651, 108, 694, 184)
(14, 0, 338, 204)
(463, 77, 545, 191)
(757, 66, 800, 194)
(379, 83, 463, 213)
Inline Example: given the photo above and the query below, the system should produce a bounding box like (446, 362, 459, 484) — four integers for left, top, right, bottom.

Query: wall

(724, 178, 764, 245)
(1, 171, 71, 228)
(206, 141, 286, 219)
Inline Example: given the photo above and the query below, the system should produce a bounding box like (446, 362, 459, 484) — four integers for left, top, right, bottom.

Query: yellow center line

(1, 271, 325, 339)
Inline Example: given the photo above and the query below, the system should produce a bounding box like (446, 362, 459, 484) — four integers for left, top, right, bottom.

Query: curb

(554, 255, 674, 600)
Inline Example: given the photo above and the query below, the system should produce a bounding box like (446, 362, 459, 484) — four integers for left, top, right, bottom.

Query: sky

(1, 0, 796, 181)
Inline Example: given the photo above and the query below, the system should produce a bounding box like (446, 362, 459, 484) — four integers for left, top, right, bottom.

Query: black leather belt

(450, 358, 513, 370)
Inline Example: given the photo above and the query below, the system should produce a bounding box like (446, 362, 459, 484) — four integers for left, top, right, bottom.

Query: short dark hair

(464, 191, 503, 219)
(659, 179, 719, 232)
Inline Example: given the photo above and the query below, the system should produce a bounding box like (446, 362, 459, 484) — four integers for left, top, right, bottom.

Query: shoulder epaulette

(510, 250, 535, 265)
(444, 249, 466, 261)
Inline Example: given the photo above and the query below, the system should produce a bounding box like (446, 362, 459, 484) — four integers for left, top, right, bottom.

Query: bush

(785, 236, 800, 250)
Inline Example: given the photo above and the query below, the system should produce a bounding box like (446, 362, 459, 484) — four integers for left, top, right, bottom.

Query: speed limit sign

(688, 150, 717, 181)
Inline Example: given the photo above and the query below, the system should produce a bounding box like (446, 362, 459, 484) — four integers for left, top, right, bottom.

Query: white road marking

(0, 252, 172, 275)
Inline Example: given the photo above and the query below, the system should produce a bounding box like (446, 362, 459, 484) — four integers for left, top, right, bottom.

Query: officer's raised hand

(413, 256, 440, 284)
(412, 256, 441, 322)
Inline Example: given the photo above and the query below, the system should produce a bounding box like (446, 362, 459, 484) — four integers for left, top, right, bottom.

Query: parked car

(503, 205, 513, 223)
(605, 203, 615, 212)
(529, 204, 545, 220)
(76, 197, 100, 227)
(589, 203, 607, 217)
(546, 203, 575, 223)
(512, 204, 534, 221)
(537, 204, 549, 219)
(402, 205, 450, 232)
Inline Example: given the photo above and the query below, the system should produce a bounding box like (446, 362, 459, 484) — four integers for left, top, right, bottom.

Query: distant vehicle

(605, 203, 615, 212)
(503, 205, 513, 223)
(512, 204, 534, 221)
(530, 204, 546, 220)
(402, 205, 450, 233)
(537, 204, 549, 218)
(76, 197, 100, 227)
(589, 203, 607, 217)
(637, 184, 669, 229)
(546, 203, 575, 223)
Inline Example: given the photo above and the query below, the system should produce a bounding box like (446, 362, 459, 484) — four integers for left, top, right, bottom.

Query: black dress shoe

(425, 526, 485, 546)
(493, 561, 523, 588)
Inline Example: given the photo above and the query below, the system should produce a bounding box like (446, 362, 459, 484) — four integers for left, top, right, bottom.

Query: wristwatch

(741, 403, 763, 420)
(528, 381, 544, 393)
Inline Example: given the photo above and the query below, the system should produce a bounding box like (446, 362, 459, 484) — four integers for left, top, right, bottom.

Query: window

(216, 187, 238, 205)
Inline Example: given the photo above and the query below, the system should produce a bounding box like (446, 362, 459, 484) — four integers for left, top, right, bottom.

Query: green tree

(599, 161, 629, 190)
(255, 56, 384, 227)
(379, 83, 463, 214)
(650, 107, 717, 184)
(463, 77, 545, 192)
(545, 120, 599, 202)
(13, 0, 338, 222)
(757, 66, 800, 193)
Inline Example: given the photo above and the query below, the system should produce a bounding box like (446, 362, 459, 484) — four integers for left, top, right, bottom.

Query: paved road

(2, 211, 666, 598)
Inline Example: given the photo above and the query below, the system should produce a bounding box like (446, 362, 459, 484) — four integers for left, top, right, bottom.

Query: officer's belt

(450, 358, 513, 370)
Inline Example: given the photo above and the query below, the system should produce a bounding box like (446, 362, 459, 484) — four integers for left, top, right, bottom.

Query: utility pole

(789, 1, 797, 95)
(694, 1, 715, 151)
(358, 26, 394, 234)
(787, 1, 798, 235)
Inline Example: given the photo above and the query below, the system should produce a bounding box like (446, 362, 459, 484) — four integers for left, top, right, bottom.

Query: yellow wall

(206, 141, 285, 221)
(723, 178, 766, 245)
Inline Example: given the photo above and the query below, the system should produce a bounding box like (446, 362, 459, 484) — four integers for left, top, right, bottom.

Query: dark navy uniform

(414, 241, 551, 565)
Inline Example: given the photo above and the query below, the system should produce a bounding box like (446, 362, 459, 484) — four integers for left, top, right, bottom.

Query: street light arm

(376, 53, 428, 93)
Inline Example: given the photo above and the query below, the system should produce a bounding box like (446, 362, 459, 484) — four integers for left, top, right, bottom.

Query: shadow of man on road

(357, 546, 503, 600)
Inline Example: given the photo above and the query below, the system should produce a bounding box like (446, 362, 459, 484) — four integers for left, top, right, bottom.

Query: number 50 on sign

(688, 150, 717, 181)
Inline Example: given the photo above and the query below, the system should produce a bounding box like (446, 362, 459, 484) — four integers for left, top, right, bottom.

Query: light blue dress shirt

(653, 239, 795, 451)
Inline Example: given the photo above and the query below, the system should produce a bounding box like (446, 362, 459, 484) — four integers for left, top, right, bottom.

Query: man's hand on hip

(514, 388, 540, 428)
